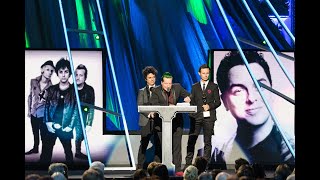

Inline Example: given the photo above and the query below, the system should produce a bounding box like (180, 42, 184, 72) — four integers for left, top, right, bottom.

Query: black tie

(202, 83, 205, 91)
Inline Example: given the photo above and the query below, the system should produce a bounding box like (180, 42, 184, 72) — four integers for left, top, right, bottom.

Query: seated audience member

(251, 163, 266, 180)
(183, 165, 198, 180)
(82, 168, 104, 180)
(215, 172, 230, 180)
(194, 156, 208, 175)
(89, 161, 105, 178)
(90, 161, 105, 172)
(234, 158, 249, 173)
(147, 161, 161, 176)
(210, 169, 222, 180)
(274, 164, 292, 180)
(133, 168, 148, 180)
(198, 171, 213, 180)
(25, 174, 41, 180)
(152, 164, 169, 180)
(48, 163, 68, 179)
(51, 172, 67, 180)
(236, 164, 254, 179)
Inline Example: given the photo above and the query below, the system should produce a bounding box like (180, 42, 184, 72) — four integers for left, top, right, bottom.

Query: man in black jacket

(184, 64, 221, 170)
(149, 72, 191, 172)
(74, 64, 95, 159)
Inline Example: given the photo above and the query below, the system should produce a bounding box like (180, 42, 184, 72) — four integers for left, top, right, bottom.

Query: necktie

(202, 83, 205, 91)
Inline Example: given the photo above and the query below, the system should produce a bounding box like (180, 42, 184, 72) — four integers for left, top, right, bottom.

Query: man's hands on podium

(148, 112, 155, 119)
(202, 104, 210, 111)
(184, 96, 191, 103)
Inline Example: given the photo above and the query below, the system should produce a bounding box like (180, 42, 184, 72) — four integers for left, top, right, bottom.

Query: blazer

(28, 75, 53, 117)
(137, 85, 158, 126)
(149, 83, 190, 106)
(190, 81, 221, 121)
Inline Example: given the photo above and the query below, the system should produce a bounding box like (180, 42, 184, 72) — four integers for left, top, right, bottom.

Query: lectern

(138, 105, 197, 174)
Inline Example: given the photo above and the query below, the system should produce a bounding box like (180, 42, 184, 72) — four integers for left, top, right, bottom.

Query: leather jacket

(44, 84, 79, 129)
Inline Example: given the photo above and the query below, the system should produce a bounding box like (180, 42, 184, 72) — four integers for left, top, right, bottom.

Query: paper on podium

(176, 102, 190, 106)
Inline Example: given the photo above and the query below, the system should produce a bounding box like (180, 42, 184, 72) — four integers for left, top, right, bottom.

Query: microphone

(166, 87, 171, 96)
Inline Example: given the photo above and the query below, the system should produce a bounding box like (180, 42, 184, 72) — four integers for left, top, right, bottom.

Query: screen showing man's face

(58, 67, 70, 83)
(42, 65, 55, 79)
(76, 69, 86, 85)
(224, 63, 272, 126)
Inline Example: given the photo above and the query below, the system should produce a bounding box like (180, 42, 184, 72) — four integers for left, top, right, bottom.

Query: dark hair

(235, 158, 250, 171)
(236, 164, 254, 178)
(193, 156, 208, 175)
(161, 72, 173, 82)
(133, 169, 147, 180)
(274, 164, 292, 180)
(252, 163, 266, 178)
(153, 164, 169, 180)
(55, 58, 71, 75)
(76, 64, 88, 79)
(142, 66, 158, 79)
(216, 51, 272, 96)
(48, 163, 68, 178)
(198, 64, 211, 72)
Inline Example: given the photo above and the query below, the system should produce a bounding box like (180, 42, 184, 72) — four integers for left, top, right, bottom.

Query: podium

(138, 105, 197, 174)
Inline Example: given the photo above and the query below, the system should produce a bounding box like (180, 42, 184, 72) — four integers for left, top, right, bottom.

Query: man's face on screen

(223, 63, 272, 126)
(145, 73, 156, 86)
(42, 65, 54, 79)
(58, 67, 70, 83)
(76, 69, 86, 85)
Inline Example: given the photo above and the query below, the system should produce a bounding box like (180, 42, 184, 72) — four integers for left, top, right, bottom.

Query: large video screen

(209, 50, 295, 165)
(25, 49, 105, 168)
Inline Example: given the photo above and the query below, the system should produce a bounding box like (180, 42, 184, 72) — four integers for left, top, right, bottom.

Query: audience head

(198, 171, 213, 180)
(183, 165, 198, 180)
(193, 156, 208, 175)
(81, 168, 104, 180)
(25, 174, 41, 180)
(234, 158, 250, 172)
(152, 164, 169, 180)
(236, 164, 254, 179)
(51, 172, 67, 180)
(274, 163, 292, 180)
(48, 163, 68, 179)
(215, 172, 230, 180)
(211, 169, 222, 180)
(147, 161, 161, 176)
(251, 163, 265, 179)
(133, 168, 148, 180)
(90, 161, 105, 175)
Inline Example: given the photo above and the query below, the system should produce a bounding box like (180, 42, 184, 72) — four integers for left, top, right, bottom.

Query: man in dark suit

(149, 72, 191, 172)
(137, 66, 162, 169)
(184, 64, 221, 170)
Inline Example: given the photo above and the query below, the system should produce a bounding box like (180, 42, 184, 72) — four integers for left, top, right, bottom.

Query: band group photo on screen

(25, 50, 105, 167)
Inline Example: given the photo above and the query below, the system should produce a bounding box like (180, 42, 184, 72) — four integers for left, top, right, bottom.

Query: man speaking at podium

(149, 72, 191, 172)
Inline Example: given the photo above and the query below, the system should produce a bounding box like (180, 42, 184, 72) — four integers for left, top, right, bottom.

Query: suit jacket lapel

(161, 89, 167, 104)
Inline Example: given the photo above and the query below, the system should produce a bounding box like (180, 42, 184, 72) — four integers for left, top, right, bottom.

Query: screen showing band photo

(209, 50, 295, 165)
(25, 49, 106, 168)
